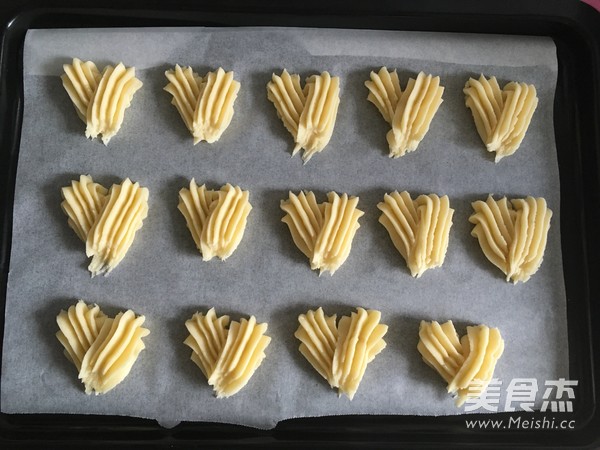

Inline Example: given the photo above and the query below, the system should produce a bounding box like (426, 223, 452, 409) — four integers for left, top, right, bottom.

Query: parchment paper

(2, 27, 566, 429)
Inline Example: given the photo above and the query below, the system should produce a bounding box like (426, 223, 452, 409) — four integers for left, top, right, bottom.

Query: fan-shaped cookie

(295, 307, 387, 400)
(86, 178, 149, 276)
(79, 309, 150, 395)
(418, 320, 504, 406)
(184, 308, 230, 379)
(60, 175, 108, 242)
(365, 68, 444, 158)
(267, 70, 340, 163)
(464, 75, 538, 162)
(377, 191, 454, 277)
(469, 195, 552, 283)
(56, 300, 107, 371)
(281, 191, 364, 275)
(56, 301, 149, 395)
(61, 59, 143, 144)
(61, 58, 101, 122)
(164, 65, 240, 144)
(184, 308, 271, 398)
(178, 180, 252, 261)
(295, 308, 338, 384)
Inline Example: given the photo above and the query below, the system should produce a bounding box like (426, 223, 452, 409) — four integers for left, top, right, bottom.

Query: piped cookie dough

(464, 74, 538, 162)
(377, 191, 454, 277)
(418, 320, 504, 406)
(164, 65, 240, 144)
(56, 300, 107, 371)
(61, 175, 108, 242)
(177, 180, 252, 261)
(365, 68, 444, 158)
(267, 70, 340, 163)
(295, 307, 388, 400)
(281, 191, 364, 275)
(469, 195, 552, 283)
(86, 178, 149, 276)
(61, 58, 143, 144)
(56, 300, 149, 395)
(184, 308, 271, 398)
(60, 176, 149, 277)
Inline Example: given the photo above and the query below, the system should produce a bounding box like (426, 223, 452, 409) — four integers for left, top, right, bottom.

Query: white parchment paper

(1, 28, 566, 429)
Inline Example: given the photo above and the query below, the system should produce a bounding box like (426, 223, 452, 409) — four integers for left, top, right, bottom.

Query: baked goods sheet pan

(1, 27, 566, 429)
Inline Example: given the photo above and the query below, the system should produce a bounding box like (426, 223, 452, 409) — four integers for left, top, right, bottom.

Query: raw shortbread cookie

(464, 74, 538, 162)
(177, 180, 252, 261)
(377, 191, 454, 278)
(61, 58, 143, 144)
(184, 308, 271, 398)
(86, 178, 149, 276)
(281, 191, 364, 275)
(365, 68, 444, 158)
(60, 176, 149, 276)
(469, 195, 552, 283)
(267, 69, 340, 163)
(60, 175, 108, 242)
(418, 320, 504, 406)
(164, 65, 240, 144)
(56, 300, 107, 371)
(295, 307, 388, 400)
(56, 300, 150, 395)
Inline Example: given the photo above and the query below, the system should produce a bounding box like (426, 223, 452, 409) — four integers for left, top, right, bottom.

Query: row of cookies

(61, 59, 538, 163)
(56, 300, 503, 407)
(61, 175, 552, 284)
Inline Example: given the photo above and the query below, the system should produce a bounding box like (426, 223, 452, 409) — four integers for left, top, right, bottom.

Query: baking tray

(1, 0, 599, 447)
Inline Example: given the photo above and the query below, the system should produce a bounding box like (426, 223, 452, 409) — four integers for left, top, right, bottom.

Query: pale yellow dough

(267, 70, 340, 163)
(469, 195, 552, 283)
(60, 175, 108, 242)
(184, 308, 271, 398)
(164, 65, 240, 144)
(295, 307, 387, 400)
(464, 74, 538, 162)
(56, 300, 107, 371)
(365, 68, 444, 158)
(281, 191, 364, 275)
(61, 58, 143, 145)
(56, 300, 149, 395)
(86, 178, 149, 276)
(178, 180, 252, 261)
(377, 191, 454, 278)
(61, 58, 101, 122)
(418, 320, 504, 406)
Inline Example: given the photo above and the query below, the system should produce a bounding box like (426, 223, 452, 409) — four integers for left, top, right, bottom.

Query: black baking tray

(1, 0, 599, 447)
